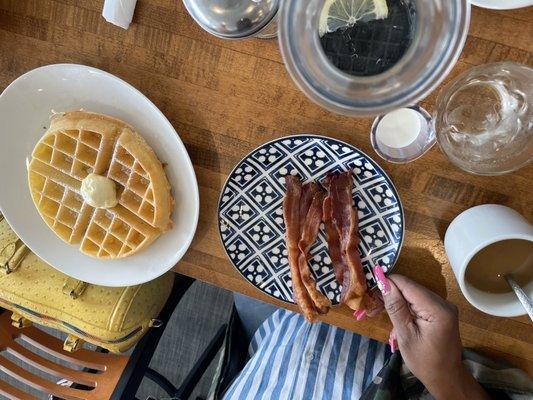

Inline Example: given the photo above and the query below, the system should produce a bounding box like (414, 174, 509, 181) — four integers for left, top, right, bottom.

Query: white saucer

(0, 64, 199, 287)
(469, 0, 533, 9)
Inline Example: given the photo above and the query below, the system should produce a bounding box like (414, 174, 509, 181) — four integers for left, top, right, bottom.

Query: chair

(0, 311, 129, 399)
(110, 275, 231, 400)
(123, 306, 248, 400)
(0, 274, 196, 400)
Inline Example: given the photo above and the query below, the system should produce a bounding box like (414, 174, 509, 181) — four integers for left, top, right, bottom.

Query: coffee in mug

(464, 239, 533, 294)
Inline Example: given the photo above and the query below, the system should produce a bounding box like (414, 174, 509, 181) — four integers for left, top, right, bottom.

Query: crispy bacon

(322, 193, 346, 284)
(325, 172, 373, 312)
(299, 182, 321, 232)
(298, 187, 331, 314)
(283, 176, 318, 322)
(365, 290, 385, 317)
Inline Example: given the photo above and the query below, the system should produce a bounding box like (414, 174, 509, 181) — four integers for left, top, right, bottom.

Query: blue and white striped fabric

(223, 309, 390, 400)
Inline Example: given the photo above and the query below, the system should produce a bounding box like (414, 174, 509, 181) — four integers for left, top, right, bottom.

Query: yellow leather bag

(0, 214, 173, 353)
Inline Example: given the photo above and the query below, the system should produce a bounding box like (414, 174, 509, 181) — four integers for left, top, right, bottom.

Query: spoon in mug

(503, 274, 533, 323)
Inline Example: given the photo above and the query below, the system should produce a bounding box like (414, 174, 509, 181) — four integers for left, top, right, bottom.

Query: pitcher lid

(183, 0, 279, 39)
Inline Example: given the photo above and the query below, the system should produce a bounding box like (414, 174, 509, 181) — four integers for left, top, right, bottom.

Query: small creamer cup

(444, 204, 533, 317)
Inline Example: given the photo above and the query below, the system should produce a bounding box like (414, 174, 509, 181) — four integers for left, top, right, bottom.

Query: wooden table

(1, 0, 532, 374)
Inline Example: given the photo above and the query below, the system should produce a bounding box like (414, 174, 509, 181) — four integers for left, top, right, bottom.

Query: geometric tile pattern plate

(218, 135, 404, 305)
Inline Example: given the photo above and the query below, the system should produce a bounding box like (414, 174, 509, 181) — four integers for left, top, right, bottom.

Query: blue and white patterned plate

(218, 135, 404, 305)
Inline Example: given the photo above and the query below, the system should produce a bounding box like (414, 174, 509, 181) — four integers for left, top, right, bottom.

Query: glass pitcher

(278, 0, 471, 116)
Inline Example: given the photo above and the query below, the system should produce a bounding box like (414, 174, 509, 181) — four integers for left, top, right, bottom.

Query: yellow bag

(0, 214, 173, 353)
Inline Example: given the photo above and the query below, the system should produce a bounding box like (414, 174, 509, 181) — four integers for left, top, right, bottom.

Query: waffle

(28, 111, 173, 259)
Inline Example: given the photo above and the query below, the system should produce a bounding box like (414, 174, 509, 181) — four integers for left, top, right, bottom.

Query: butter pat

(81, 174, 118, 209)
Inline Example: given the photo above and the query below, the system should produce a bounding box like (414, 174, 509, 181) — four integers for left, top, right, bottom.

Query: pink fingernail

(388, 332, 398, 352)
(373, 265, 391, 295)
(353, 309, 366, 321)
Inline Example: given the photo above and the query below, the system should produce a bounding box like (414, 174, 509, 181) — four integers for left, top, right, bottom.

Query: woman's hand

(373, 267, 490, 400)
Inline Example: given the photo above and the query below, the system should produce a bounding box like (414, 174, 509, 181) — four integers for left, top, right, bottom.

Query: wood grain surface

(0, 0, 532, 374)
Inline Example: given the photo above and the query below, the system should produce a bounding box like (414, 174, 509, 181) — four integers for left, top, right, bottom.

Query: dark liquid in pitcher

(320, 0, 415, 77)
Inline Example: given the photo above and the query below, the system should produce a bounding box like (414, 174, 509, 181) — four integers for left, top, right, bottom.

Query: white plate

(0, 64, 199, 287)
(469, 0, 533, 9)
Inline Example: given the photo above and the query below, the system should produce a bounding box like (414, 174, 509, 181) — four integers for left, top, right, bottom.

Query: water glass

(434, 62, 533, 175)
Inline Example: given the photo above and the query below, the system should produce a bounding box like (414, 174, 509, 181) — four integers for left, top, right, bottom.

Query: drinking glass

(434, 62, 533, 175)
(278, 0, 471, 116)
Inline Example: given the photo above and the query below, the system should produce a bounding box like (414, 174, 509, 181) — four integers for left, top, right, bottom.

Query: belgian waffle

(28, 111, 173, 259)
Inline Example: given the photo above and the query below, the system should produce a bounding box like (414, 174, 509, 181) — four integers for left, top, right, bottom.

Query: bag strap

(0, 212, 31, 274)
(62, 278, 89, 299)
(0, 240, 29, 274)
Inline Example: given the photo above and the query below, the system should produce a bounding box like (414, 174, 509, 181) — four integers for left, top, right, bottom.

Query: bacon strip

(298, 187, 331, 314)
(325, 172, 372, 312)
(365, 290, 385, 317)
(283, 176, 318, 322)
(299, 183, 321, 232)
(322, 192, 347, 284)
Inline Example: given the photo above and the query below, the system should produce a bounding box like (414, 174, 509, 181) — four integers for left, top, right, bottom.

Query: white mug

(444, 204, 533, 317)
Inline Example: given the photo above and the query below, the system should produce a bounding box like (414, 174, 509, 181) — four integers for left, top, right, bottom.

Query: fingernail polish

(388, 332, 398, 352)
(388, 337, 398, 352)
(373, 265, 391, 295)
(353, 309, 366, 321)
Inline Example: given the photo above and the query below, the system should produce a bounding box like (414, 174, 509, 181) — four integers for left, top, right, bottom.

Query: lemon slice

(319, 0, 389, 37)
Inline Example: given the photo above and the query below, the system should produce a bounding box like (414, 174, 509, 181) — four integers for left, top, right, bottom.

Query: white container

(370, 106, 435, 164)
(102, 0, 138, 29)
(444, 205, 533, 317)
